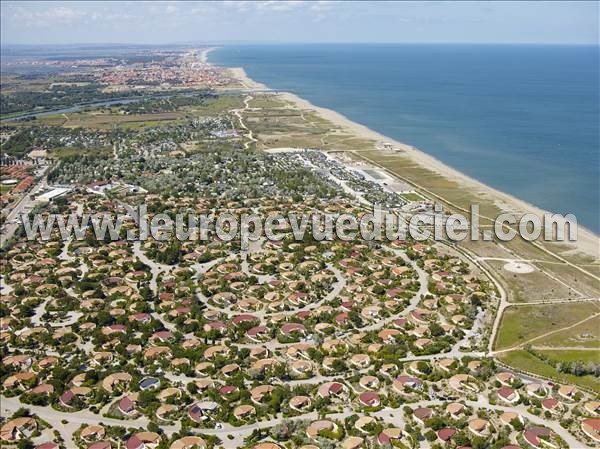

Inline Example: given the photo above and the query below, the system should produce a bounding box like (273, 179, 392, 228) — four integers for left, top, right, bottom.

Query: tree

(428, 321, 445, 337)
(510, 417, 524, 431)
(424, 430, 437, 442)
(13, 407, 31, 418)
(17, 440, 34, 449)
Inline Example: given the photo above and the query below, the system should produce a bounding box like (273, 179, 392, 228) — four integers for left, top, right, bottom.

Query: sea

(210, 44, 600, 234)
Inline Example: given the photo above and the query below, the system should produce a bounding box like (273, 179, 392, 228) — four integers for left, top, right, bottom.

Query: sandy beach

(226, 63, 599, 259)
(227, 67, 269, 90)
(199, 47, 217, 64)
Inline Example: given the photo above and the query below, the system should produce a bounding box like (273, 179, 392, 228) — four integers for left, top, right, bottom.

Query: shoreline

(210, 54, 599, 259)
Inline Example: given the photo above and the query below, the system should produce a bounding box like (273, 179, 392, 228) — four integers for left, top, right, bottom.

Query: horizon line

(1, 41, 598, 48)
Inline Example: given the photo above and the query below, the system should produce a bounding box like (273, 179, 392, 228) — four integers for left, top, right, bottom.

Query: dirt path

(233, 95, 257, 150)
(492, 311, 600, 354)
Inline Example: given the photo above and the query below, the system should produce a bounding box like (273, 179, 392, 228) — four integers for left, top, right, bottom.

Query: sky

(1, 1, 598, 46)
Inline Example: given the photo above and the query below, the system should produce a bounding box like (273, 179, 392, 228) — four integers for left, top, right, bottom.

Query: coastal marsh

(244, 104, 375, 152)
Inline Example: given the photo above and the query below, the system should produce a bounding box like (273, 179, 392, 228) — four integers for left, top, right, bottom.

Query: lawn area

(259, 133, 325, 150)
(400, 192, 424, 202)
(52, 147, 112, 159)
(494, 301, 600, 350)
(536, 349, 600, 364)
(0, 185, 14, 194)
(348, 149, 588, 277)
(27, 113, 68, 126)
(245, 99, 377, 153)
(537, 315, 600, 349)
(499, 350, 600, 393)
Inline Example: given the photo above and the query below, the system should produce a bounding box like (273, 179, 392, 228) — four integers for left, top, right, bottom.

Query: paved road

(3, 167, 590, 448)
(0, 167, 48, 247)
(2, 390, 590, 449)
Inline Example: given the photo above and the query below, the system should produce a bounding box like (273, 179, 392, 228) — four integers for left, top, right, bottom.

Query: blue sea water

(210, 44, 600, 234)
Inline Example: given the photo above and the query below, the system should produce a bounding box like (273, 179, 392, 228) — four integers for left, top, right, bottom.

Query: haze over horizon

(1, 0, 598, 46)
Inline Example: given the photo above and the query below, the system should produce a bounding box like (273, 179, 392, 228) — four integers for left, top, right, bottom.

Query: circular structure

(503, 261, 535, 274)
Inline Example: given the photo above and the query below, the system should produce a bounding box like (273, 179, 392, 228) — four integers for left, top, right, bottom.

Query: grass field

(186, 94, 245, 115)
(245, 104, 378, 152)
(52, 147, 112, 159)
(536, 349, 600, 364)
(248, 95, 286, 109)
(494, 301, 600, 350)
(486, 260, 574, 303)
(535, 316, 600, 349)
(27, 113, 69, 126)
(400, 192, 424, 202)
(12, 94, 246, 129)
(499, 350, 600, 393)
(536, 262, 600, 298)
(352, 149, 517, 221)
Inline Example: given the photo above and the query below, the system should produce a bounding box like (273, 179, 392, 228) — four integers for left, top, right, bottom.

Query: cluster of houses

(0, 187, 598, 449)
(291, 151, 408, 209)
(1, 96, 598, 448)
(95, 49, 233, 89)
(0, 164, 36, 210)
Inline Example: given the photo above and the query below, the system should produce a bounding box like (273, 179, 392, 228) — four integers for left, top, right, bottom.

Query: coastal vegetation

(498, 350, 600, 393)
(494, 301, 600, 350)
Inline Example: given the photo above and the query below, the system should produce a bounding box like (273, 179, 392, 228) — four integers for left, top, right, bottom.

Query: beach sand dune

(225, 63, 599, 260)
